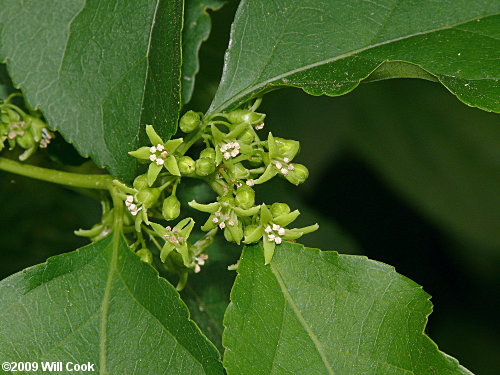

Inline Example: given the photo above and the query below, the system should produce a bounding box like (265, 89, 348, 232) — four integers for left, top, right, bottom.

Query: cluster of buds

(1, 96, 54, 160)
(106, 101, 318, 289)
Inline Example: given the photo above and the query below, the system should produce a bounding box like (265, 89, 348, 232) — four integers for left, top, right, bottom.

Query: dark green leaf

(223, 242, 471, 374)
(210, 1, 500, 113)
(0, 0, 183, 180)
(0, 234, 223, 374)
(182, 0, 226, 104)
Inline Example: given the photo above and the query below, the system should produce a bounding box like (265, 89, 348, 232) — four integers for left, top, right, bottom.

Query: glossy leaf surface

(0, 0, 183, 180)
(210, 0, 500, 113)
(0, 234, 223, 374)
(223, 242, 472, 374)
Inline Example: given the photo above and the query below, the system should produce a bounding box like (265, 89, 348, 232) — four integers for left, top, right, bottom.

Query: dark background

(1, 2, 499, 374)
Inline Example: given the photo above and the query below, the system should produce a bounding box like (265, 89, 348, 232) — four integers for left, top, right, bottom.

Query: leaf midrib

(270, 263, 334, 375)
(210, 13, 497, 113)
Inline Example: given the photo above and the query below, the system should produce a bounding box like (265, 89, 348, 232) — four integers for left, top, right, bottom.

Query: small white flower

(219, 222, 226, 229)
(160, 151, 168, 158)
(215, 211, 221, 217)
(231, 149, 239, 157)
(268, 234, 275, 241)
(220, 145, 227, 152)
(272, 224, 280, 231)
(212, 217, 219, 223)
(149, 154, 157, 161)
(275, 161, 282, 169)
(156, 158, 164, 166)
(194, 264, 201, 273)
(283, 157, 290, 163)
(281, 168, 289, 175)
(150, 146, 157, 153)
(223, 152, 231, 160)
(278, 228, 285, 236)
(126, 196, 134, 203)
(228, 220, 235, 226)
(246, 179, 255, 187)
(255, 123, 264, 130)
(265, 226, 272, 233)
(156, 144, 164, 151)
(129, 204, 137, 211)
(274, 236, 282, 244)
(288, 164, 295, 170)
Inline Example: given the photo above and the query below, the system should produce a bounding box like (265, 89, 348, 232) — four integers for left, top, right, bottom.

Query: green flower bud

(133, 174, 149, 190)
(136, 188, 161, 208)
(16, 131, 35, 149)
(274, 137, 300, 160)
(227, 109, 265, 125)
(238, 128, 255, 144)
(200, 147, 216, 160)
(218, 195, 235, 206)
(235, 185, 255, 209)
(162, 195, 181, 220)
(270, 202, 291, 217)
(180, 110, 201, 133)
(195, 157, 215, 176)
(136, 248, 153, 264)
(285, 164, 309, 185)
(231, 163, 249, 179)
(178, 156, 196, 175)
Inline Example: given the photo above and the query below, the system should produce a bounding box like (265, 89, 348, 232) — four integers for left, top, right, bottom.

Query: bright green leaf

(223, 242, 471, 374)
(210, 1, 500, 113)
(0, 234, 223, 374)
(0, 0, 183, 180)
(182, 0, 226, 104)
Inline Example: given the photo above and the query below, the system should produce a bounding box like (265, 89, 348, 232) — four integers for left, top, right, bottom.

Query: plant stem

(0, 157, 113, 190)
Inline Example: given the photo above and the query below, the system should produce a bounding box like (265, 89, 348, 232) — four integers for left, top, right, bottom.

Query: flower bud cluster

(94, 101, 318, 289)
(0, 96, 54, 160)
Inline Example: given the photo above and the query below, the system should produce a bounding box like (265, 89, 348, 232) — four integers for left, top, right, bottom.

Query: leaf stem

(0, 157, 113, 190)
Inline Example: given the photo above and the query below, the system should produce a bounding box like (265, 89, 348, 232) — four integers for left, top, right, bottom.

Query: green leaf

(210, 1, 500, 113)
(0, 234, 223, 374)
(0, 0, 183, 180)
(223, 242, 471, 375)
(182, 0, 226, 104)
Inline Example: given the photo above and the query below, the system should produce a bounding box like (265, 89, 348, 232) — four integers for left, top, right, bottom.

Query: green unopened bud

(162, 195, 181, 220)
(219, 195, 235, 206)
(136, 248, 153, 264)
(28, 117, 46, 141)
(136, 188, 161, 208)
(17, 132, 35, 149)
(238, 128, 255, 144)
(274, 137, 300, 160)
(231, 163, 249, 179)
(270, 202, 291, 217)
(180, 110, 201, 133)
(196, 157, 215, 176)
(133, 174, 149, 190)
(227, 109, 265, 125)
(200, 147, 216, 160)
(235, 185, 255, 209)
(285, 164, 309, 185)
(178, 156, 196, 175)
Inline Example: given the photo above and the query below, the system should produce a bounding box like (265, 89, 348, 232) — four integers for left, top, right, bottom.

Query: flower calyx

(128, 125, 183, 186)
(244, 204, 319, 264)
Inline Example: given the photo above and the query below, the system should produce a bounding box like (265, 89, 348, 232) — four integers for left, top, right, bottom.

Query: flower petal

(188, 200, 220, 213)
(164, 138, 183, 152)
(128, 146, 151, 160)
(147, 162, 163, 186)
(274, 210, 300, 227)
(165, 155, 181, 176)
(146, 125, 164, 145)
(263, 236, 276, 265)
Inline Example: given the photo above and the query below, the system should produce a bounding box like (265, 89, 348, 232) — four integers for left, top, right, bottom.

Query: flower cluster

(99, 101, 318, 289)
(1, 96, 54, 160)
